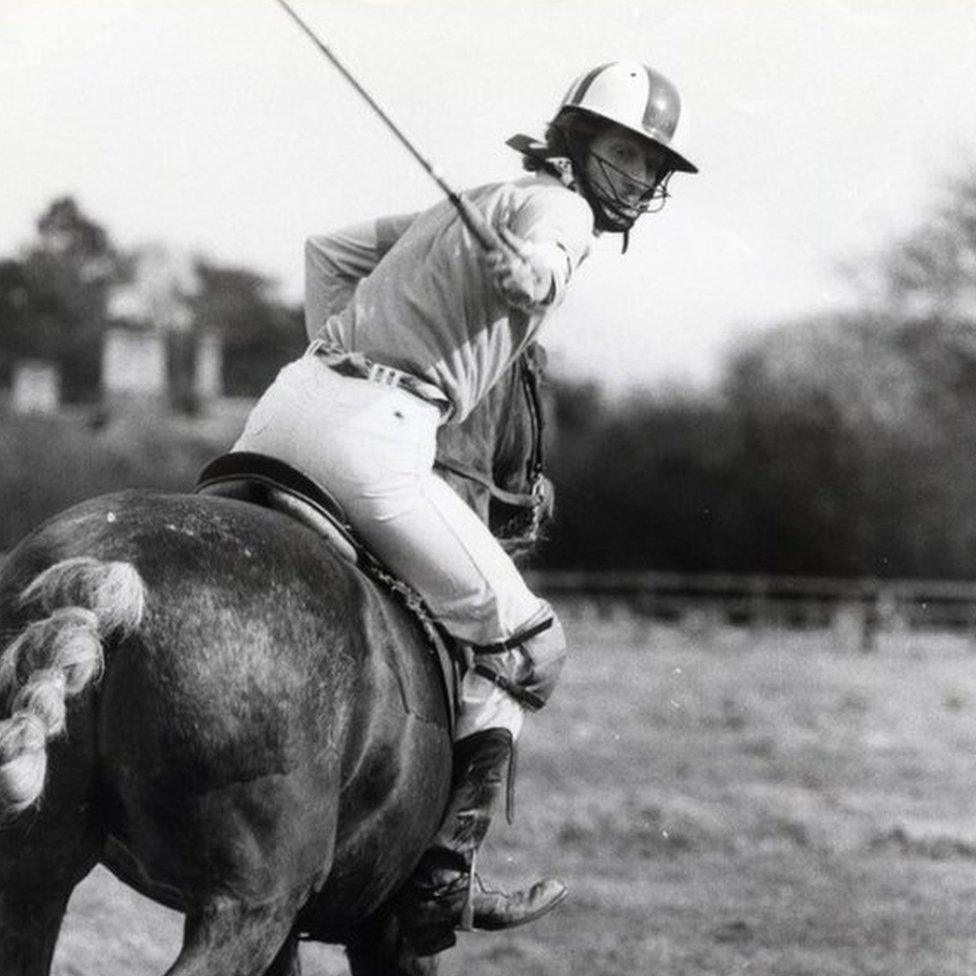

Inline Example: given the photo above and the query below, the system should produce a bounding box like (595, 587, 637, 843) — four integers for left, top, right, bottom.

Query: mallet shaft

(272, 0, 498, 252)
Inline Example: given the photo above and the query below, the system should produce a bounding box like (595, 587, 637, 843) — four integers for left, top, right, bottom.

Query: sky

(3, 0, 976, 391)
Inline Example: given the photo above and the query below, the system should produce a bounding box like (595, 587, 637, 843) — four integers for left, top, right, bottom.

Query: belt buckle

(367, 363, 402, 388)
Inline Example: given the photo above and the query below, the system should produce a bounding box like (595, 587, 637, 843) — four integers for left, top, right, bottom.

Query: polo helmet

(554, 61, 697, 174)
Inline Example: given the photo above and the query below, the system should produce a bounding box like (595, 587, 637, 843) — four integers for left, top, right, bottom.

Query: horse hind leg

(163, 892, 305, 976)
(0, 556, 133, 973)
(264, 933, 302, 976)
(0, 722, 104, 976)
(0, 886, 73, 976)
(0, 808, 101, 976)
(0, 737, 103, 976)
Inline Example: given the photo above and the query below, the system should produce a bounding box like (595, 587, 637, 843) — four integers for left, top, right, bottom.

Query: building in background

(11, 359, 61, 414)
(101, 328, 167, 400)
(101, 243, 222, 412)
(100, 325, 222, 410)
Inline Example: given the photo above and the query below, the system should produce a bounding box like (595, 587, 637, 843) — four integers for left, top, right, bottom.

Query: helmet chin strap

(595, 225, 631, 254)
(577, 176, 638, 241)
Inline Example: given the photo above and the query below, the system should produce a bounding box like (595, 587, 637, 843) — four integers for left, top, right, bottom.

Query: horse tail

(0, 557, 146, 817)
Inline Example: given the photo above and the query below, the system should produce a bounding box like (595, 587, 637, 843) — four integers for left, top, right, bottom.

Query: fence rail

(3, 551, 975, 634)
(526, 569, 976, 633)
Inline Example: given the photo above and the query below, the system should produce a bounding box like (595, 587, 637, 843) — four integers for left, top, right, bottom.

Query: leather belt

(307, 340, 450, 416)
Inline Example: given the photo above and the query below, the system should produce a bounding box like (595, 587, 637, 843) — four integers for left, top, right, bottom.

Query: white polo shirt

(305, 172, 594, 422)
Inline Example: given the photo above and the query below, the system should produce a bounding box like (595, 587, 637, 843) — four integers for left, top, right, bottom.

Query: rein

(434, 353, 548, 542)
(432, 459, 540, 510)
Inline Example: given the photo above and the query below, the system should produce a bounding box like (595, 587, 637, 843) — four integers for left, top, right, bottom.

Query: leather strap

(469, 617, 553, 656)
(472, 664, 546, 712)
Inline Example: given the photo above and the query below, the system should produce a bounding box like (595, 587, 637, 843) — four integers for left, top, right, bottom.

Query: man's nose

(618, 175, 645, 202)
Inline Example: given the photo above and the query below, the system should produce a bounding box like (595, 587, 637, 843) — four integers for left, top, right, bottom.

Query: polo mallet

(272, 0, 505, 255)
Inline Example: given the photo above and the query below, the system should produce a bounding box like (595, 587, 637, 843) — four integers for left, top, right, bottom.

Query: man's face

(583, 125, 669, 221)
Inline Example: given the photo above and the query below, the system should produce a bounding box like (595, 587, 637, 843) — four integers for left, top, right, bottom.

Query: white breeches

(232, 351, 564, 741)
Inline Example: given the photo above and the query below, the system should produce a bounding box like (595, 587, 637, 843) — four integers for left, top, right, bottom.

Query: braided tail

(0, 557, 145, 818)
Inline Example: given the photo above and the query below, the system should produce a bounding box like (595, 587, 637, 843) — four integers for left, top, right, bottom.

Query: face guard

(584, 149, 673, 231)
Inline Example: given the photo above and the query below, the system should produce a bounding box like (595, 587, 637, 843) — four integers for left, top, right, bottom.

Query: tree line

(3, 171, 976, 579)
(539, 162, 976, 579)
(0, 197, 305, 404)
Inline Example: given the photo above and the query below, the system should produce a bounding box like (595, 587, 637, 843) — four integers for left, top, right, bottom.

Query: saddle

(195, 451, 456, 729)
(196, 452, 359, 563)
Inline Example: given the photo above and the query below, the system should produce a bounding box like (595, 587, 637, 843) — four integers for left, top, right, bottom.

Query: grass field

(50, 604, 976, 975)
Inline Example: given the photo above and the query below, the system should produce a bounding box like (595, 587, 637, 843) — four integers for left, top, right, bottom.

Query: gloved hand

(483, 225, 555, 312)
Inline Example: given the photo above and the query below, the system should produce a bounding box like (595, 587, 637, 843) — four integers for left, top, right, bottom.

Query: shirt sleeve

(507, 186, 594, 308)
(304, 212, 418, 341)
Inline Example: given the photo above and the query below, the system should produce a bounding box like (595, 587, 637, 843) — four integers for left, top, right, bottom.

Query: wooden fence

(526, 569, 976, 635)
(3, 550, 976, 635)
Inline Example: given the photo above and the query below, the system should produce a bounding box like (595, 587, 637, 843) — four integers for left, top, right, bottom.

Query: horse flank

(0, 557, 146, 817)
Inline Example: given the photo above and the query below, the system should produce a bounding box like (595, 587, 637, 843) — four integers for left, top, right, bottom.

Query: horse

(0, 344, 550, 976)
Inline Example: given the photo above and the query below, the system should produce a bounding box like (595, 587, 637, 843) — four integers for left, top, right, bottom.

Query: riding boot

(397, 727, 567, 956)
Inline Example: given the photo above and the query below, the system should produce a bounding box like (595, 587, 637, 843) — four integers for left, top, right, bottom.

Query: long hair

(518, 109, 606, 175)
